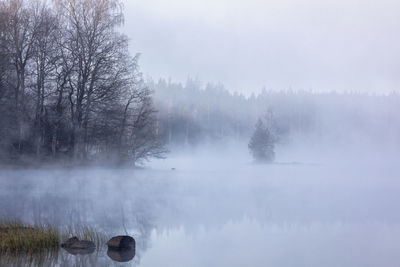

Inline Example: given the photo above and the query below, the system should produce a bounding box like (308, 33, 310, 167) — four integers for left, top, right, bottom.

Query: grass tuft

(0, 220, 106, 254)
(0, 220, 59, 254)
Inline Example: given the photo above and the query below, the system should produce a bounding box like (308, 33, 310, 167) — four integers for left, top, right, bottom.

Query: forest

(152, 78, 400, 151)
(1, 0, 399, 166)
(0, 0, 165, 165)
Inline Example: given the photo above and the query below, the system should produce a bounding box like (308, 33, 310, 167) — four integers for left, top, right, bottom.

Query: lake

(1, 150, 400, 266)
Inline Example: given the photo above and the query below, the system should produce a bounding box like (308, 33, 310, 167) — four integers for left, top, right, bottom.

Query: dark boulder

(107, 236, 135, 249)
(69, 240, 96, 249)
(61, 236, 79, 248)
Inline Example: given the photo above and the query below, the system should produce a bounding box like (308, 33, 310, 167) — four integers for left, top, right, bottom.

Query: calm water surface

(0, 154, 399, 266)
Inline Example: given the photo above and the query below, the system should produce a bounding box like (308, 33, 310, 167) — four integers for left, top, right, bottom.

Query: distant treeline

(1, 0, 398, 166)
(0, 0, 165, 165)
(151, 78, 400, 147)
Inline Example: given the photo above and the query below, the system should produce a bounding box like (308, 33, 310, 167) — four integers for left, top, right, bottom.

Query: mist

(1, 0, 400, 266)
(123, 0, 400, 94)
(1, 148, 400, 266)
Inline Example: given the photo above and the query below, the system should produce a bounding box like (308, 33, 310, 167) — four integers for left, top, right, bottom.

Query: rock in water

(107, 236, 135, 249)
(61, 236, 96, 255)
(107, 236, 136, 262)
(61, 237, 79, 248)
(70, 240, 95, 249)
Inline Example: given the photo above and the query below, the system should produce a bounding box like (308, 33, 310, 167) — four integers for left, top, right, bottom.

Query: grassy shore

(0, 221, 59, 253)
(0, 220, 107, 254)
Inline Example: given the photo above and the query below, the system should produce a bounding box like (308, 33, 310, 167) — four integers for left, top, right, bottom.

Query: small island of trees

(248, 118, 276, 163)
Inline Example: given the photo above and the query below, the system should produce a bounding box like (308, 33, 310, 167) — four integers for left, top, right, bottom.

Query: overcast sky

(122, 0, 400, 94)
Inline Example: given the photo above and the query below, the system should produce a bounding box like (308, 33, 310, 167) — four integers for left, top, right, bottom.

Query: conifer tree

(248, 119, 275, 162)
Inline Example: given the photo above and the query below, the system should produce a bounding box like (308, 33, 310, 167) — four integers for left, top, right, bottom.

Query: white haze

(1, 1, 400, 266)
(123, 0, 400, 94)
(1, 145, 400, 266)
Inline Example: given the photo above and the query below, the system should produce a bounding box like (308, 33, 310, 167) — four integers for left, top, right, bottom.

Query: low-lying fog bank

(0, 142, 399, 266)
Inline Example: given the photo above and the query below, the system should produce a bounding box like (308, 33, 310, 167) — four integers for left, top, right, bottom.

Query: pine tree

(248, 119, 275, 162)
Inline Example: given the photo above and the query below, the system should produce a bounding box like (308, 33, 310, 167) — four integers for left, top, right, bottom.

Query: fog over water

(1, 142, 400, 266)
(1, 0, 400, 266)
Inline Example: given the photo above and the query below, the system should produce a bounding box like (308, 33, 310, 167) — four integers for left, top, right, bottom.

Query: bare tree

(0, 0, 167, 165)
(0, 9, 8, 102)
(120, 83, 167, 165)
(0, 0, 41, 152)
(0, 9, 14, 156)
(30, 2, 60, 156)
(54, 0, 126, 160)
